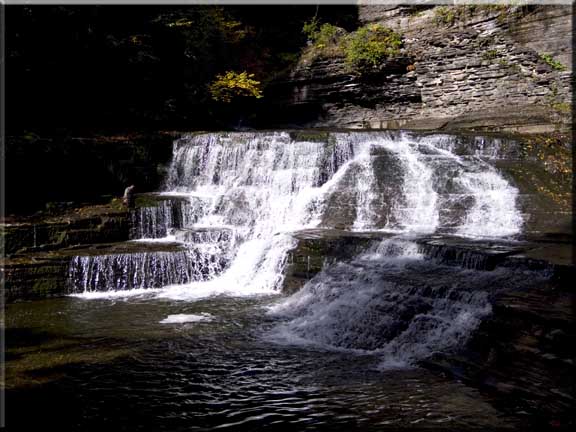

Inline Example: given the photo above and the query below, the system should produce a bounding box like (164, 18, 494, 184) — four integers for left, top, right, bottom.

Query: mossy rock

(282, 230, 388, 294)
(289, 131, 330, 143)
(135, 194, 164, 208)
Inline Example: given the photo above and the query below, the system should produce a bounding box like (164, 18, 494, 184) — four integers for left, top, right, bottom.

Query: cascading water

(68, 129, 524, 341)
(150, 132, 360, 299)
(14, 121, 563, 431)
(262, 132, 524, 365)
(129, 198, 203, 240)
(67, 249, 227, 295)
(267, 236, 501, 367)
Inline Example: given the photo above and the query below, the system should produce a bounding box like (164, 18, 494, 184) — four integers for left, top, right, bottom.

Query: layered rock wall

(273, 5, 572, 132)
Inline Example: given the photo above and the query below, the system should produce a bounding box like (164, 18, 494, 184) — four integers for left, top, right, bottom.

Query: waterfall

(68, 131, 523, 299)
(67, 247, 228, 295)
(266, 236, 530, 367)
(130, 201, 175, 239)
(455, 169, 522, 238)
(151, 132, 361, 299)
(262, 132, 524, 366)
(129, 198, 203, 239)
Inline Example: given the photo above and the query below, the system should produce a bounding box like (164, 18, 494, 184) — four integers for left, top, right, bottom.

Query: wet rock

(283, 229, 389, 294)
(2, 240, 189, 302)
(1, 201, 129, 256)
(422, 275, 575, 428)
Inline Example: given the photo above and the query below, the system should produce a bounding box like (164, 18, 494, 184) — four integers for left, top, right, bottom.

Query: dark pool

(4, 294, 519, 431)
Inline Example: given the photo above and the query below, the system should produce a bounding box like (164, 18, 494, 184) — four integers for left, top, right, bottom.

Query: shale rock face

(273, 5, 571, 132)
(1, 202, 130, 256)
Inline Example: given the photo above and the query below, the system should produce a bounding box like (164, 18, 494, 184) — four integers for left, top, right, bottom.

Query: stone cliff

(270, 5, 572, 133)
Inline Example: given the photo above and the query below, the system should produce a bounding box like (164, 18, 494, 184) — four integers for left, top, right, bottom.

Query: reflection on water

(5, 296, 516, 431)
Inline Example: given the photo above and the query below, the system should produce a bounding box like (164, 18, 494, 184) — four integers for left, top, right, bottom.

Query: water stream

(69, 131, 523, 298)
(8, 131, 536, 430)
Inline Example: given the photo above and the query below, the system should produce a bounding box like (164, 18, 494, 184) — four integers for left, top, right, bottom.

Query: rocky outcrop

(2, 240, 188, 302)
(1, 201, 130, 256)
(2, 254, 71, 302)
(283, 229, 573, 294)
(271, 5, 572, 133)
(1, 195, 189, 301)
(1, 201, 128, 301)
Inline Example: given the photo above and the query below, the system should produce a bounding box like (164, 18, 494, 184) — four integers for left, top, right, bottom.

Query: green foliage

(434, 6, 457, 26)
(210, 9, 250, 44)
(209, 71, 263, 103)
(315, 23, 341, 49)
(433, 4, 529, 27)
(343, 24, 402, 72)
(552, 102, 571, 114)
(303, 19, 342, 49)
(166, 18, 194, 28)
(539, 53, 567, 72)
(482, 50, 499, 60)
(302, 17, 320, 42)
(497, 58, 522, 73)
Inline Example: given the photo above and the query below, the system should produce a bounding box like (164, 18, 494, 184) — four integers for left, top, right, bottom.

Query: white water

(456, 169, 522, 237)
(69, 131, 523, 303)
(67, 251, 211, 293)
(159, 313, 214, 324)
(155, 132, 353, 299)
(266, 236, 494, 367)
(129, 197, 204, 239)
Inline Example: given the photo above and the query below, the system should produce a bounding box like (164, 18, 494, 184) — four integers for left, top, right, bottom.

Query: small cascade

(267, 237, 503, 366)
(383, 138, 439, 233)
(455, 169, 522, 238)
(130, 198, 203, 239)
(130, 201, 175, 239)
(419, 243, 496, 271)
(350, 146, 378, 230)
(412, 135, 523, 237)
(67, 249, 226, 294)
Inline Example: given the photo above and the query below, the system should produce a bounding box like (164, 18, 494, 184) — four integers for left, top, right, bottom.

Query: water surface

(6, 294, 516, 431)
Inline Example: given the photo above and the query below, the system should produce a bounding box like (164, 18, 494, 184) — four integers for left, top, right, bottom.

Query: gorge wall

(270, 4, 572, 133)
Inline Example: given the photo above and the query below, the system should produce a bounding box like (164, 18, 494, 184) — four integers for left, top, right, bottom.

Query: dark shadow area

(6, 5, 358, 135)
(4, 132, 175, 215)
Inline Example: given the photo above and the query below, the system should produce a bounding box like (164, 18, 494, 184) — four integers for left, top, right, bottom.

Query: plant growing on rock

(302, 16, 320, 42)
(209, 71, 263, 103)
(343, 24, 402, 72)
(552, 102, 571, 114)
(313, 23, 341, 49)
(433, 4, 530, 27)
(433, 6, 457, 26)
(302, 18, 345, 58)
(482, 49, 500, 61)
(539, 53, 567, 72)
